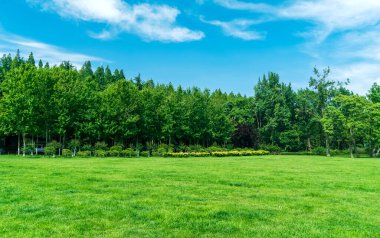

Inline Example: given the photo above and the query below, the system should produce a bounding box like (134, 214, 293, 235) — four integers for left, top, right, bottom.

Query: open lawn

(1, 155, 380, 237)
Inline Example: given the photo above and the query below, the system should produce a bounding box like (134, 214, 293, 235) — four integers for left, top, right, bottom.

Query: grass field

(1, 155, 380, 237)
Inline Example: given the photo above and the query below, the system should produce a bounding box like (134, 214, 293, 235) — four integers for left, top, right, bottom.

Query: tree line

(0, 51, 379, 158)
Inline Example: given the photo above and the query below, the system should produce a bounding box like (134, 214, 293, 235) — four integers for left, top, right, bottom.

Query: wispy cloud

(0, 30, 104, 67)
(214, 0, 380, 94)
(201, 17, 265, 40)
(27, 0, 204, 42)
(213, 0, 272, 12)
(214, 0, 380, 41)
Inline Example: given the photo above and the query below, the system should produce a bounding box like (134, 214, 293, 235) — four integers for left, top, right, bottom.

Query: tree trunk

(17, 133, 20, 156)
(349, 127, 354, 158)
(22, 133, 26, 157)
(325, 134, 330, 157)
(307, 137, 312, 152)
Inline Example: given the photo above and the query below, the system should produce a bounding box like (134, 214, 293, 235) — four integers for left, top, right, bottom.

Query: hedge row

(164, 150, 270, 158)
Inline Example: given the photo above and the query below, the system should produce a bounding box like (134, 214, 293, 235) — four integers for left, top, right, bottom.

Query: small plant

(95, 149, 107, 157)
(77, 150, 91, 157)
(260, 145, 281, 154)
(44, 146, 55, 157)
(68, 139, 80, 156)
(81, 144, 93, 152)
(140, 151, 149, 157)
(95, 142, 108, 151)
(122, 149, 134, 157)
(312, 147, 326, 156)
(108, 150, 120, 157)
(62, 149, 72, 157)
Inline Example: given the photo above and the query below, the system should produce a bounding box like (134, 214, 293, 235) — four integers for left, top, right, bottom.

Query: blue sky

(1, 0, 380, 95)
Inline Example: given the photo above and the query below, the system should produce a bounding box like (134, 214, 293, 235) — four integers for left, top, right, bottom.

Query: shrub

(206, 146, 224, 153)
(177, 143, 189, 152)
(108, 150, 120, 157)
(44, 146, 55, 157)
(95, 142, 108, 151)
(81, 144, 93, 152)
(260, 145, 281, 154)
(95, 150, 107, 157)
(122, 149, 134, 157)
(62, 149, 72, 157)
(140, 151, 149, 157)
(68, 139, 80, 156)
(110, 145, 123, 152)
(22, 143, 36, 155)
(189, 144, 204, 152)
(77, 150, 91, 157)
(312, 147, 326, 156)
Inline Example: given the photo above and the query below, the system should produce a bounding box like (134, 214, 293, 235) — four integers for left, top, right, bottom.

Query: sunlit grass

(1, 155, 379, 237)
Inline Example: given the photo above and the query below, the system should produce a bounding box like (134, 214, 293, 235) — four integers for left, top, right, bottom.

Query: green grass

(1, 155, 380, 237)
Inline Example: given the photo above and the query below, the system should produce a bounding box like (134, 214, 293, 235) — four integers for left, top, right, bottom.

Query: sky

(1, 0, 380, 95)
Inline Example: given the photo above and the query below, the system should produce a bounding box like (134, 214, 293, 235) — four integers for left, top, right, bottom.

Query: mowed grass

(1, 156, 380, 238)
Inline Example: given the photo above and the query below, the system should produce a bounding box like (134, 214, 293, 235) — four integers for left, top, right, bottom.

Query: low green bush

(81, 144, 93, 152)
(312, 147, 326, 155)
(140, 151, 149, 157)
(260, 145, 281, 154)
(122, 149, 134, 157)
(110, 145, 123, 152)
(44, 146, 56, 157)
(62, 149, 72, 157)
(77, 150, 91, 157)
(95, 150, 107, 157)
(95, 142, 108, 151)
(108, 150, 120, 157)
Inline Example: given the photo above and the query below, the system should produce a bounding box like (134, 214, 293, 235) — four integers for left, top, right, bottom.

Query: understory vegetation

(1, 51, 380, 158)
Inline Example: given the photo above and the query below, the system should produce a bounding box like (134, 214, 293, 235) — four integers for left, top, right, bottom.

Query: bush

(95, 142, 108, 151)
(312, 147, 326, 156)
(81, 144, 93, 152)
(140, 151, 149, 157)
(122, 149, 134, 157)
(44, 146, 55, 157)
(108, 150, 120, 157)
(95, 150, 107, 157)
(189, 144, 204, 152)
(77, 150, 91, 157)
(22, 143, 36, 155)
(68, 139, 80, 156)
(110, 145, 123, 152)
(62, 149, 72, 157)
(260, 145, 281, 154)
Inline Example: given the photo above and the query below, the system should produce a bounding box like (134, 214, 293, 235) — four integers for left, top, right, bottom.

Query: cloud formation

(0, 30, 103, 67)
(28, 0, 204, 42)
(201, 18, 265, 40)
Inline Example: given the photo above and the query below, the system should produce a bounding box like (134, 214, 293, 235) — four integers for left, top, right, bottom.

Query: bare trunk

(22, 133, 26, 157)
(17, 133, 20, 156)
(325, 134, 330, 157)
(349, 127, 354, 158)
(307, 137, 312, 152)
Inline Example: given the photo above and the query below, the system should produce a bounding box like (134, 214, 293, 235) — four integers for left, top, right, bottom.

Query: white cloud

(213, 0, 272, 12)
(201, 18, 265, 40)
(28, 0, 204, 42)
(214, 0, 380, 94)
(0, 30, 104, 67)
(214, 0, 380, 40)
(332, 63, 380, 95)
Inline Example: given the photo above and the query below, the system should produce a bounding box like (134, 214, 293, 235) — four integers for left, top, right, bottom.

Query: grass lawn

(1, 155, 380, 237)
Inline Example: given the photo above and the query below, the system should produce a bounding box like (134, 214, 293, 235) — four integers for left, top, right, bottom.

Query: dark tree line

(1, 51, 380, 158)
